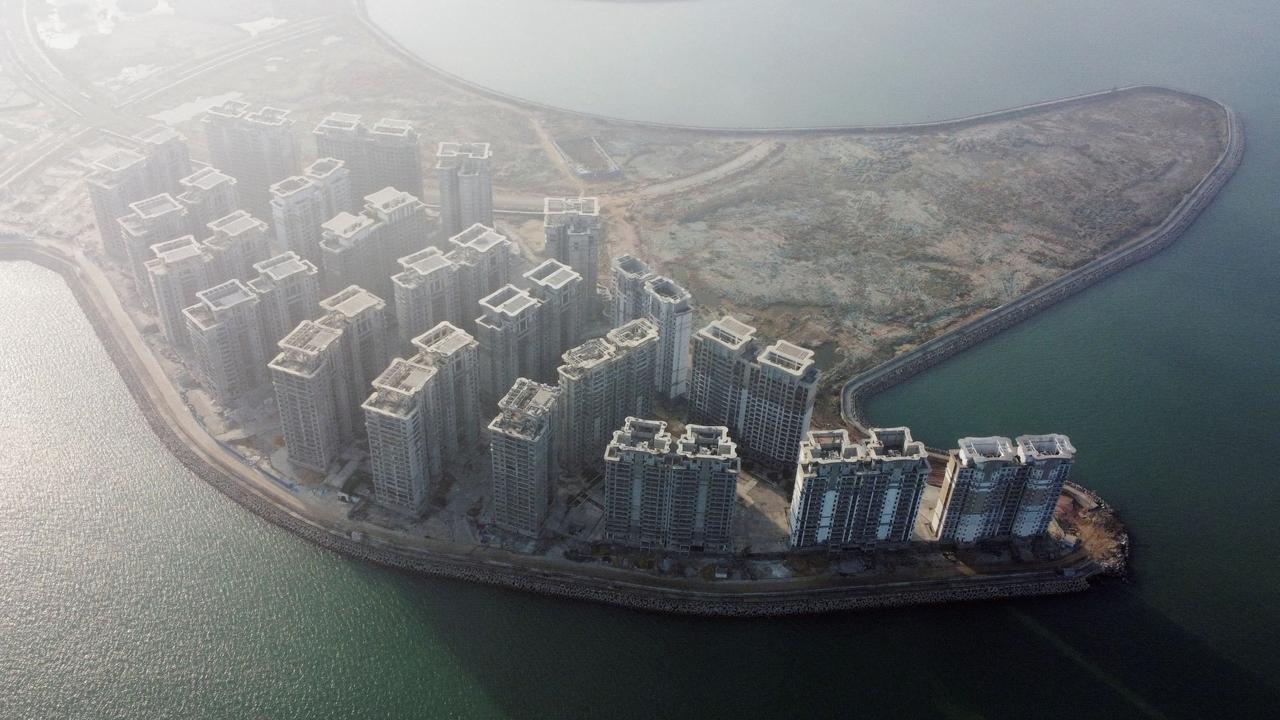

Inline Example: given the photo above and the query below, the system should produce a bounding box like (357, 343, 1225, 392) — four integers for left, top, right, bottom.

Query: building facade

(475, 284, 544, 407)
(544, 197, 601, 316)
(202, 101, 299, 219)
(393, 247, 460, 345)
(643, 275, 693, 400)
(436, 142, 493, 239)
(270, 320, 351, 472)
(610, 254, 652, 327)
(183, 280, 267, 407)
(411, 322, 482, 465)
(524, 259, 584, 378)
(488, 378, 560, 537)
(363, 357, 442, 516)
(145, 236, 210, 350)
(248, 251, 322, 349)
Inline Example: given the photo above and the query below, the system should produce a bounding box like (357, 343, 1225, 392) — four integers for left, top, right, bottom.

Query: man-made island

(0, 1, 1240, 614)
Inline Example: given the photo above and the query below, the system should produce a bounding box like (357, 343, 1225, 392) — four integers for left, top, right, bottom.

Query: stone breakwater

(842, 103, 1244, 431)
(3, 239, 1098, 616)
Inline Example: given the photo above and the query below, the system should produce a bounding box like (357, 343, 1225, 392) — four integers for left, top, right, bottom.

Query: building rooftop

(198, 279, 257, 312)
(305, 157, 346, 180)
(180, 166, 235, 192)
(524, 258, 581, 290)
(957, 436, 1017, 465)
(132, 124, 183, 146)
(559, 338, 618, 378)
(315, 112, 363, 134)
(607, 318, 659, 349)
(800, 429, 862, 463)
(613, 254, 651, 278)
(363, 357, 437, 418)
(204, 99, 250, 121)
(645, 276, 691, 306)
(246, 106, 292, 127)
(364, 186, 419, 213)
(271, 320, 343, 377)
(758, 340, 817, 378)
(371, 118, 415, 138)
(252, 251, 315, 283)
(489, 378, 558, 440)
(866, 427, 929, 461)
(320, 212, 378, 246)
(149, 235, 206, 265)
(270, 175, 313, 199)
(437, 141, 491, 160)
(1016, 434, 1076, 461)
(677, 425, 738, 461)
(479, 284, 539, 318)
(606, 417, 672, 457)
(208, 210, 266, 239)
(320, 285, 384, 320)
(129, 193, 183, 220)
(544, 196, 599, 219)
(411, 322, 475, 358)
(449, 223, 507, 253)
(93, 148, 146, 174)
(699, 315, 757, 351)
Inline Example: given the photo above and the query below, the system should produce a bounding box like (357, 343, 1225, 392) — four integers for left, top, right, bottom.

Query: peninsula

(0, 0, 1239, 615)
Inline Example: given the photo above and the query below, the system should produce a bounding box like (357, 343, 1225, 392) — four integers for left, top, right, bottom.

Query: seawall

(1, 239, 1096, 617)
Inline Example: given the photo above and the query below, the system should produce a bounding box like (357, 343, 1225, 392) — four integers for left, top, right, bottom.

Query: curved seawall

(842, 103, 1244, 432)
(2, 239, 1100, 617)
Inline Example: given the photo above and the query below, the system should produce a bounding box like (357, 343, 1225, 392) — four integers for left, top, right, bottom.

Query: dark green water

(4, 1, 1280, 717)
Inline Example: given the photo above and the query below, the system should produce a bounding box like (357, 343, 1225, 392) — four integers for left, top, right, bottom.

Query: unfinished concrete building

(436, 142, 492, 239)
(603, 420, 739, 554)
(202, 102, 299, 219)
(644, 276, 693, 400)
(270, 320, 352, 472)
(476, 285, 544, 407)
(269, 158, 350, 265)
(204, 210, 273, 286)
(556, 319, 659, 472)
(363, 357, 442, 516)
(145, 236, 210, 350)
(929, 436, 1021, 543)
(183, 280, 267, 407)
(544, 197, 601, 316)
(393, 247, 460, 346)
(524, 259, 584, 377)
(118, 193, 190, 294)
(314, 114, 423, 201)
(412, 322, 482, 465)
(248, 252, 322, 348)
(448, 224, 512, 331)
(488, 378, 560, 537)
(87, 149, 151, 260)
(740, 340, 819, 471)
(318, 286, 390, 431)
(611, 254, 653, 327)
(175, 167, 238, 238)
(788, 428, 931, 551)
(132, 124, 193, 196)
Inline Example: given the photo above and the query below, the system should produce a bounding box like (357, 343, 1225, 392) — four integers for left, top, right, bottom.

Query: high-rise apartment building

(318, 286, 390, 429)
(488, 378, 560, 537)
(145, 236, 210, 350)
(319, 211, 383, 297)
(182, 280, 267, 407)
(132, 124, 192, 195)
(363, 357, 442, 516)
(202, 102, 299, 219)
(248, 251, 322, 348)
(688, 315, 757, 429)
(611, 254, 653, 327)
(929, 436, 1021, 543)
(1009, 434, 1076, 538)
(118, 193, 189, 293)
(175, 167, 238, 238)
(412, 322, 482, 465)
(270, 320, 351, 472)
(523, 259, 584, 376)
(204, 210, 273, 285)
(447, 223, 511, 330)
(436, 142, 492, 239)
(393, 247, 459, 346)
(269, 158, 351, 265)
(544, 197, 601, 316)
(87, 149, 151, 260)
(603, 419, 738, 553)
(739, 340, 819, 470)
(643, 275, 693, 400)
(314, 113, 423, 201)
(363, 186, 433, 272)
(475, 285, 544, 407)
(788, 428, 931, 551)
(556, 319, 658, 471)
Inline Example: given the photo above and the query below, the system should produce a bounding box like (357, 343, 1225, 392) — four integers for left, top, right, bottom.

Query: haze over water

(3, 1, 1279, 717)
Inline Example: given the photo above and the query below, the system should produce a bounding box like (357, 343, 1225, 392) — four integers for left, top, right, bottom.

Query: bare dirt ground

(8, 4, 1227, 421)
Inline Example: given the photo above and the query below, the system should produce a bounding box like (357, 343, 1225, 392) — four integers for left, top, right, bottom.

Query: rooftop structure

(175, 166, 237, 238)
(393, 247, 460, 345)
(204, 210, 272, 284)
(248, 251, 322, 348)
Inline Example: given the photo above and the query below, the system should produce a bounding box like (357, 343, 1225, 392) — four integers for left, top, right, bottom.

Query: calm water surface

(4, 0, 1280, 717)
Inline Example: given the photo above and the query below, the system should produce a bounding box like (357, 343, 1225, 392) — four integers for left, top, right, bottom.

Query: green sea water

(3, 1, 1280, 717)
